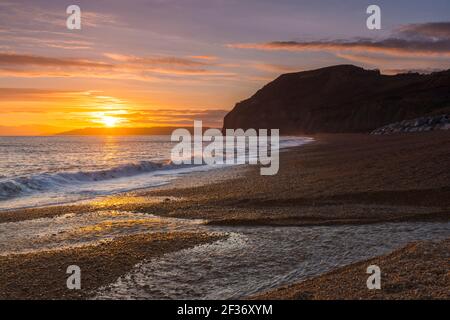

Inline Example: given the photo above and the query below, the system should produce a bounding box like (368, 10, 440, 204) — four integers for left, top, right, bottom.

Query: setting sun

(100, 115, 120, 127)
(90, 110, 127, 128)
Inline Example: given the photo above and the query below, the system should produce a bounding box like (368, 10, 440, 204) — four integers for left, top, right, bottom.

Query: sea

(0, 135, 311, 210)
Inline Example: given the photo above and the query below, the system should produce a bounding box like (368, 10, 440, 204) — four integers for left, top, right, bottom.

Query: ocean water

(96, 221, 450, 299)
(0, 135, 312, 210)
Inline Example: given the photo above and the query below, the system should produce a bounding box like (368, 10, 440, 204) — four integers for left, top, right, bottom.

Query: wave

(0, 137, 314, 203)
(0, 160, 179, 200)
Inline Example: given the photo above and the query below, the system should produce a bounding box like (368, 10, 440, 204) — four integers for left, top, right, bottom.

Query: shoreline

(0, 136, 311, 214)
(0, 232, 225, 300)
(3, 132, 450, 227)
(252, 238, 449, 300)
(0, 131, 449, 299)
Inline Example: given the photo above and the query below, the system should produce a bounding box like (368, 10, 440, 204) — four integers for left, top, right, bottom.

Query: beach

(253, 238, 449, 300)
(2, 0, 449, 305)
(0, 232, 223, 300)
(0, 131, 449, 299)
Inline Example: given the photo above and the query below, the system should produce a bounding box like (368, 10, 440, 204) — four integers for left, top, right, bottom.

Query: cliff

(223, 65, 450, 133)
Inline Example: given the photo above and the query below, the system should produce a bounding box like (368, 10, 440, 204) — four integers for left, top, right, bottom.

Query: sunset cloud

(0, 52, 232, 80)
(189, 55, 218, 61)
(229, 22, 450, 58)
(229, 39, 450, 57)
(0, 53, 112, 68)
(118, 109, 228, 127)
(0, 88, 84, 102)
(0, 86, 227, 128)
(104, 53, 211, 67)
(395, 22, 450, 40)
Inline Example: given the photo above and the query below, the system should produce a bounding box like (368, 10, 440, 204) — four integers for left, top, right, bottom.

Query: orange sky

(1, 1, 449, 135)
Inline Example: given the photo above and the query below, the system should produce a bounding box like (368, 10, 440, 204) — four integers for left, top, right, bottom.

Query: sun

(90, 110, 127, 127)
(100, 115, 120, 127)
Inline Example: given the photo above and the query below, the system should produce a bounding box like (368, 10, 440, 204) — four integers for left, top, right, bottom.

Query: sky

(0, 0, 449, 135)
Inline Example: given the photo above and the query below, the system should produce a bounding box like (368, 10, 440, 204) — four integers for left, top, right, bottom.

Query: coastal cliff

(223, 65, 450, 134)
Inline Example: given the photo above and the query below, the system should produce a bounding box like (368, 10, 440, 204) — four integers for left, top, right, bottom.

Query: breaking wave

(0, 160, 178, 200)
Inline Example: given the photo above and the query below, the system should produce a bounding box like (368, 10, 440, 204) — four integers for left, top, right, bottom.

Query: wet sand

(0, 131, 449, 299)
(0, 232, 223, 300)
(139, 131, 450, 226)
(252, 238, 449, 300)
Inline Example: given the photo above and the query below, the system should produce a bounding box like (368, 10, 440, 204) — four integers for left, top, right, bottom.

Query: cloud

(0, 86, 229, 127)
(0, 88, 130, 115)
(189, 55, 218, 61)
(0, 53, 112, 68)
(228, 22, 450, 58)
(0, 52, 126, 80)
(117, 108, 229, 127)
(0, 52, 234, 81)
(104, 53, 210, 67)
(102, 53, 232, 76)
(229, 39, 450, 57)
(0, 88, 77, 102)
(395, 22, 450, 40)
(0, 30, 93, 50)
